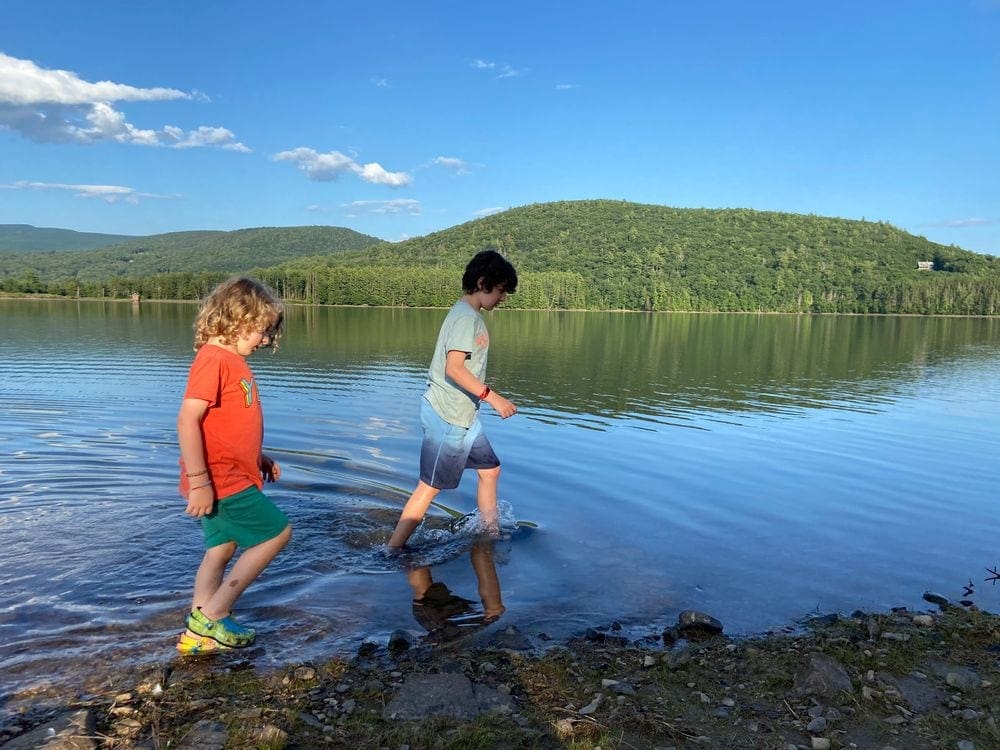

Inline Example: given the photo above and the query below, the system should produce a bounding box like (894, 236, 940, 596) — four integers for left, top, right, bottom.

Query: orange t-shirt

(178, 344, 264, 500)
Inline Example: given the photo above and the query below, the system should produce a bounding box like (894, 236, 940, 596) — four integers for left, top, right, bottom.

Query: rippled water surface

(3, 299, 1000, 704)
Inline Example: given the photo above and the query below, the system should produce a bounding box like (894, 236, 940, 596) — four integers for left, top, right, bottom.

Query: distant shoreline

(2, 292, 995, 318)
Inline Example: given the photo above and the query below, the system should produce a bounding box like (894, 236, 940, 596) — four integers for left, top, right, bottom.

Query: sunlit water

(3, 299, 1000, 707)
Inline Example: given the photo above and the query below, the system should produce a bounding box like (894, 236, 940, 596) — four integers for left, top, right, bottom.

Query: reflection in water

(407, 538, 506, 641)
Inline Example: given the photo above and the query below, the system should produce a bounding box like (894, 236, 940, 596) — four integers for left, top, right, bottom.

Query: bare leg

(475, 466, 501, 534)
(388, 481, 440, 547)
(406, 566, 433, 602)
(199, 525, 292, 621)
(192, 542, 237, 611)
(471, 539, 505, 621)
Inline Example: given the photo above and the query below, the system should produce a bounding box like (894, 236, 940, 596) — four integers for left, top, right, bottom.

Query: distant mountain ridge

(0, 224, 139, 253)
(0, 225, 383, 281)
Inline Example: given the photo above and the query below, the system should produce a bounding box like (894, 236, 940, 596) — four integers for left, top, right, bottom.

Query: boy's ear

(476, 276, 487, 292)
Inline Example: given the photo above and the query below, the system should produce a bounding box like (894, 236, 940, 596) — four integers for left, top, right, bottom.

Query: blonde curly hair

(193, 277, 284, 351)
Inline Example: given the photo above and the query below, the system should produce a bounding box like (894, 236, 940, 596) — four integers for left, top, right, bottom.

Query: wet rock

(488, 624, 531, 651)
(811, 613, 839, 626)
(251, 724, 289, 749)
(383, 673, 513, 720)
(807, 716, 828, 733)
(579, 694, 603, 715)
(174, 719, 228, 750)
(2, 709, 96, 750)
(791, 654, 854, 700)
(946, 669, 982, 692)
(388, 629, 413, 654)
(661, 626, 680, 645)
(876, 672, 947, 713)
(677, 610, 723, 637)
(584, 627, 605, 642)
(922, 591, 950, 607)
(357, 640, 378, 657)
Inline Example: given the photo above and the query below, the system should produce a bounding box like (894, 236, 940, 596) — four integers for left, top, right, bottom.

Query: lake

(3, 298, 1000, 704)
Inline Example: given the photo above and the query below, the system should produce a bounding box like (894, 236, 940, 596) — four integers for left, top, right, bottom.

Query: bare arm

(177, 397, 214, 517)
(444, 349, 517, 419)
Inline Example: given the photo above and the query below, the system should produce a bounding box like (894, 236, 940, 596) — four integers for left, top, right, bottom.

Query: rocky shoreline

(3, 597, 998, 750)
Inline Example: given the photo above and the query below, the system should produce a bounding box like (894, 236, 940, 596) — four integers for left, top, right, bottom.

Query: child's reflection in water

(406, 538, 506, 638)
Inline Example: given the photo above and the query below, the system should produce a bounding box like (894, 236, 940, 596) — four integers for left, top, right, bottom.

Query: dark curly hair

(461, 249, 518, 294)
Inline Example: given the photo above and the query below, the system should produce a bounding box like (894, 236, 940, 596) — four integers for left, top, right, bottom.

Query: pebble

(807, 717, 827, 733)
(579, 694, 603, 715)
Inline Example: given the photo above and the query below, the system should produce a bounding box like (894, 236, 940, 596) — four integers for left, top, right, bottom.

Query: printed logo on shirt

(475, 331, 489, 348)
(239, 377, 257, 407)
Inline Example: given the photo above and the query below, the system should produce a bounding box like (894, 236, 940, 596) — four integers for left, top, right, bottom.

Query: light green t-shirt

(424, 299, 490, 428)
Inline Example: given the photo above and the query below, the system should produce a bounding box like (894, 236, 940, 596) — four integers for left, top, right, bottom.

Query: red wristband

(478, 385, 491, 400)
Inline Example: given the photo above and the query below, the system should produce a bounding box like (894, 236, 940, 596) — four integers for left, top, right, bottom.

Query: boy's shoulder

(190, 344, 250, 372)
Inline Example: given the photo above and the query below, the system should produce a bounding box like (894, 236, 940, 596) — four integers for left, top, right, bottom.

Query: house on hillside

(916, 261, 934, 271)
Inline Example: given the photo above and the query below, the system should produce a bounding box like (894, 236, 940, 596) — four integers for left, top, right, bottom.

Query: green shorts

(201, 485, 289, 549)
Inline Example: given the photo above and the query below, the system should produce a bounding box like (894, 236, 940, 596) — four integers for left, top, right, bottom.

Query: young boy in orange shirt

(175, 277, 292, 653)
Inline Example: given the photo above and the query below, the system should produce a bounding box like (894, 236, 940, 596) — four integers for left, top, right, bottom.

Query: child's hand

(185, 485, 215, 517)
(485, 392, 517, 419)
(260, 454, 281, 483)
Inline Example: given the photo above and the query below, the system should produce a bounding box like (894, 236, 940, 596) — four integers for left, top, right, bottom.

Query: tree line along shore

(2, 200, 999, 315)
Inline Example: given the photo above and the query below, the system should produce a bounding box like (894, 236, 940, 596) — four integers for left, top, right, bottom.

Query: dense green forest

(3, 201, 1000, 314)
(0, 225, 380, 282)
(0, 224, 137, 252)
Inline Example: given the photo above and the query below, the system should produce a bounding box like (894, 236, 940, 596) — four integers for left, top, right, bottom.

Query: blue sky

(1, 1, 998, 254)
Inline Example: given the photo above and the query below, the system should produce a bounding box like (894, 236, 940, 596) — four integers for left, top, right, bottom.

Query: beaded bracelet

(478, 385, 491, 400)
(185, 469, 209, 478)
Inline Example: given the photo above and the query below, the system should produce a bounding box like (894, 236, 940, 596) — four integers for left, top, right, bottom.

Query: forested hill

(0, 226, 381, 282)
(268, 200, 999, 314)
(4, 201, 1000, 314)
(0, 224, 138, 252)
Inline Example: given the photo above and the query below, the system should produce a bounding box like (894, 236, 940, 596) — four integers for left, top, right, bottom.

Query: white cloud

(341, 199, 421, 216)
(1, 180, 176, 204)
(0, 52, 248, 150)
(946, 218, 992, 227)
(0, 52, 188, 106)
(372, 77, 390, 88)
(926, 217, 993, 228)
(496, 65, 525, 79)
(555, 83, 580, 90)
(432, 156, 470, 175)
(359, 162, 412, 186)
(165, 125, 251, 152)
(470, 57, 525, 80)
(474, 206, 505, 217)
(274, 147, 412, 186)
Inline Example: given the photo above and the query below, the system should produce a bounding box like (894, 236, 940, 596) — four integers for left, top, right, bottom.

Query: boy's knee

(478, 466, 501, 482)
